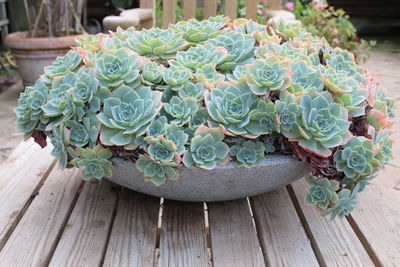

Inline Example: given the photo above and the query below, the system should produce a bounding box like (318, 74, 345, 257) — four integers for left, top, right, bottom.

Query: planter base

(107, 155, 310, 202)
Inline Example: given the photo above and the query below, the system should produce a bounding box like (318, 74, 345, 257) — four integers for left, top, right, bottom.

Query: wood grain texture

(103, 190, 160, 267)
(204, 0, 217, 18)
(349, 166, 400, 267)
(183, 0, 196, 20)
(290, 180, 374, 267)
(163, 0, 175, 28)
(140, 0, 154, 8)
(0, 140, 55, 250)
(224, 0, 237, 19)
(269, 0, 282, 10)
(0, 168, 82, 267)
(208, 199, 265, 267)
(245, 0, 257, 20)
(251, 188, 319, 267)
(158, 200, 208, 267)
(48, 180, 119, 267)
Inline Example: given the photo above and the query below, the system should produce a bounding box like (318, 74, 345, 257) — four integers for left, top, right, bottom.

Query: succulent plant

(171, 16, 229, 43)
(142, 61, 165, 86)
(276, 91, 350, 157)
(127, 28, 188, 59)
(162, 65, 190, 92)
(245, 56, 291, 96)
(97, 85, 162, 149)
(43, 50, 82, 84)
(71, 145, 113, 180)
(305, 175, 339, 210)
(136, 154, 179, 186)
(205, 82, 259, 137)
(206, 31, 255, 72)
(16, 17, 395, 219)
(15, 79, 48, 136)
(163, 96, 198, 126)
(324, 184, 360, 220)
(334, 136, 380, 179)
(229, 140, 265, 168)
(95, 48, 143, 89)
(173, 44, 228, 71)
(183, 126, 229, 169)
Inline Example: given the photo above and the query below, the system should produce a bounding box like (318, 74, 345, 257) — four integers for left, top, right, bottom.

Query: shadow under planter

(108, 155, 310, 202)
(5, 32, 86, 85)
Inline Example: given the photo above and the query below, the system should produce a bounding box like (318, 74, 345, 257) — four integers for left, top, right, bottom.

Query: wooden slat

(103, 190, 160, 267)
(163, 0, 175, 28)
(290, 180, 375, 266)
(245, 0, 257, 20)
(348, 166, 400, 266)
(208, 199, 265, 267)
(48, 180, 119, 267)
(0, 140, 55, 250)
(224, 0, 237, 19)
(268, 0, 282, 10)
(140, 0, 154, 8)
(0, 168, 82, 266)
(183, 0, 196, 20)
(251, 188, 319, 267)
(204, 0, 217, 18)
(158, 200, 208, 267)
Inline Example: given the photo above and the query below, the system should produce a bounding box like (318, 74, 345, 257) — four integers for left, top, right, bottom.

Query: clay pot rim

(5, 31, 87, 51)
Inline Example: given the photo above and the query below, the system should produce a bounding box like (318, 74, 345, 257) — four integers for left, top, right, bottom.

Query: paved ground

(0, 39, 398, 164)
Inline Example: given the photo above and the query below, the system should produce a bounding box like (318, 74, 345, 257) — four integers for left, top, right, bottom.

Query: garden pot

(108, 155, 310, 202)
(5, 32, 86, 85)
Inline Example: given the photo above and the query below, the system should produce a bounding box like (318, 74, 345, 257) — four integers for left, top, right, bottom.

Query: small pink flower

(331, 28, 339, 35)
(284, 2, 294, 10)
(332, 38, 339, 44)
(354, 36, 360, 41)
(260, 0, 267, 2)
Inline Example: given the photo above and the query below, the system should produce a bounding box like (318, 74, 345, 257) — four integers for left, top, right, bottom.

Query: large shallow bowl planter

(5, 32, 86, 85)
(108, 155, 310, 202)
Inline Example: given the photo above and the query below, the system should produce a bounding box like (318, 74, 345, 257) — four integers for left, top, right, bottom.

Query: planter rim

(5, 31, 87, 51)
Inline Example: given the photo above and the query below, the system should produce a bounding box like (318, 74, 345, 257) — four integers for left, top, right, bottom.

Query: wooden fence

(139, 0, 282, 28)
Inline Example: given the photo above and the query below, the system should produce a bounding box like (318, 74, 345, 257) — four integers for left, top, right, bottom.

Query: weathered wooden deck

(0, 140, 398, 267)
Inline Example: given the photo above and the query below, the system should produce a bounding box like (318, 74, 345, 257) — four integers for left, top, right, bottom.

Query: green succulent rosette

(43, 50, 82, 84)
(163, 96, 198, 126)
(324, 184, 360, 220)
(229, 140, 265, 168)
(161, 65, 190, 92)
(142, 61, 165, 86)
(136, 154, 179, 186)
(97, 85, 162, 149)
(334, 136, 380, 179)
(194, 63, 225, 89)
(305, 175, 339, 210)
(183, 126, 229, 169)
(289, 60, 323, 95)
(71, 145, 113, 180)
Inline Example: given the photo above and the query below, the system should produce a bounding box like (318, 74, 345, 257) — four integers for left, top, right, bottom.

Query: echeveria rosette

(369, 127, 393, 164)
(173, 44, 228, 71)
(323, 184, 360, 220)
(162, 65, 190, 92)
(178, 82, 204, 100)
(100, 36, 124, 50)
(71, 145, 113, 180)
(95, 48, 142, 89)
(255, 41, 306, 61)
(334, 136, 380, 179)
(15, 79, 48, 136)
(304, 175, 339, 210)
(229, 140, 265, 168)
(76, 34, 106, 53)
(323, 68, 355, 94)
(136, 154, 179, 186)
(147, 116, 168, 137)
(97, 85, 162, 149)
(194, 64, 225, 89)
(49, 125, 70, 169)
(65, 115, 99, 148)
(272, 21, 311, 40)
(275, 91, 302, 137)
(142, 61, 165, 86)
(277, 91, 351, 157)
(226, 64, 247, 85)
(334, 78, 368, 118)
(146, 136, 180, 164)
(206, 31, 255, 72)
(43, 50, 82, 84)
(289, 60, 323, 95)
(231, 18, 267, 35)
(165, 124, 189, 155)
(171, 16, 229, 43)
(183, 126, 229, 170)
(126, 28, 188, 60)
(245, 56, 291, 96)
(163, 96, 198, 126)
(112, 27, 135, 41)
(245, 99, 279, 136)
(204, 82, 258, 138)
(366, 83, 395, 130)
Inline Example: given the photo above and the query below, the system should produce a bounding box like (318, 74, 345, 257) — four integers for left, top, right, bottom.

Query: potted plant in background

(5, 0, 86, 85)
(15, 16, 395, 219)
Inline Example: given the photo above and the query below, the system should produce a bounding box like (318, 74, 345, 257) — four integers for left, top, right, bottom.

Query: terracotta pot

(107, 155, 310, 202)
(5, 32, 86, 85)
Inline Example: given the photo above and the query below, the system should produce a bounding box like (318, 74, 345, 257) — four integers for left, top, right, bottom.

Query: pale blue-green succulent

(194, 63, 225, 89)
(229, 140, 265, 168)
(43, 50, 82, 84)
(162, 65, 190, 92)
(324, 184, 360, 220)
(289, 60, 323, 95)
(163, 96, 198, 126)
(71, 146, 113, 180)
(178, 82, 204, 100)
(136, 154, 179, 186)
(305, 175, 339, 210)
(65, 114, 99, 148)
(142, 61, 165, 86)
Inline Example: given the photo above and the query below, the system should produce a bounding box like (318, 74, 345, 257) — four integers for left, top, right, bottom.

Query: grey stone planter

(107, 155, 310, 202)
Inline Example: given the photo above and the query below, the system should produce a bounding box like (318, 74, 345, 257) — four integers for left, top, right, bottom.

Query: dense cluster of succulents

(16, 16, 394, 219)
